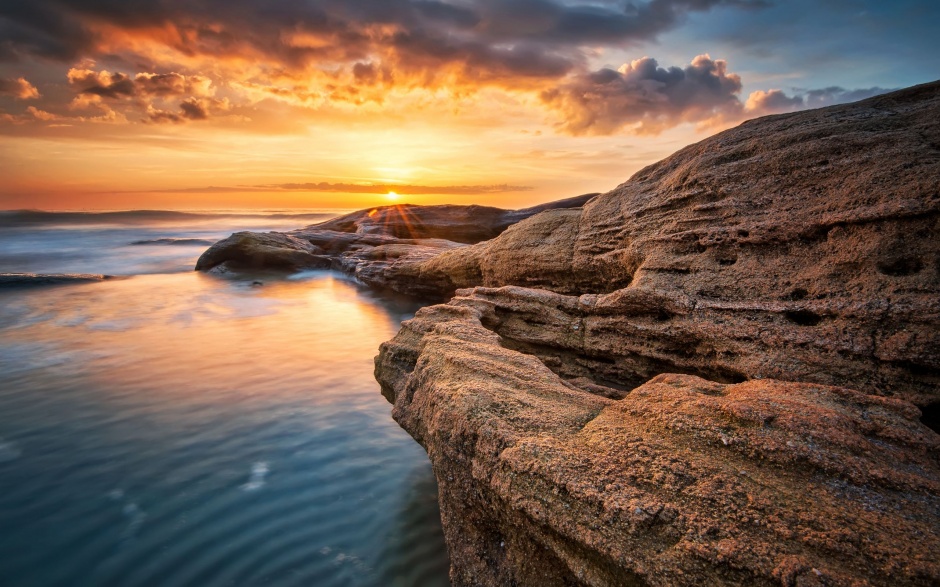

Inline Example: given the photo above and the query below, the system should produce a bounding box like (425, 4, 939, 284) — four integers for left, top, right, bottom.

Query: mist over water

(0, 209, 340, 276)
(0, 211, 450, 587)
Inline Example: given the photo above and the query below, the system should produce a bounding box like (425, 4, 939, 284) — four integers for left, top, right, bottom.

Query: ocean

(0, 210, 450, 587)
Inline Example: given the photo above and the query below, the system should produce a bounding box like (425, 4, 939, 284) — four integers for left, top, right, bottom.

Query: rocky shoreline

(195, 193, 597, 299)
(197, 82, 940, 586)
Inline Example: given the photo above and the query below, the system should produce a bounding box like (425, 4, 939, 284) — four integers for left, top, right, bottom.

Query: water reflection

(0, 271, 449, 587)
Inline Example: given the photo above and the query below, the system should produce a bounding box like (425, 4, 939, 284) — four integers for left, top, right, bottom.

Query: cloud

(62, 66, 227, 123)
(0, 1, 766, 89)
(26, 105, 56, 120)
(68, 69, 136, 98)
(155, 182, 534, 195)
(0, 76, 39, 99)
(67, 68, 213, 99)
(0, 2, 893, 137)
(741, 85, 896, 117)
(541, 54, 743, 134)
(801, 86, 896, 108)
(0, 101, 124, 124)
(541, 54, 900, 135)
(146, 97, 231, 124)
(743, 88, 804, 115)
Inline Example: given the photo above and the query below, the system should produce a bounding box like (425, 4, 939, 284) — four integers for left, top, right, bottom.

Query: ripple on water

(0, 271, 449, 587)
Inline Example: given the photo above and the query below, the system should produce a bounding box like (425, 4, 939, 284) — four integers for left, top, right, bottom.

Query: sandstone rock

(375, 294, 940, 587)
(404, 81, 940, 407)
(374, 82, 940, 586)
(195, 231, 327, 272)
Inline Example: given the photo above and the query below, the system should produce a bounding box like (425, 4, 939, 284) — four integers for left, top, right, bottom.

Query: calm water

(0, 211, 450, 587)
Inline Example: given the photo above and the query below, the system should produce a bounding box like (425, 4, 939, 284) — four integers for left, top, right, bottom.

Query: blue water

(0, 211, 450, 587)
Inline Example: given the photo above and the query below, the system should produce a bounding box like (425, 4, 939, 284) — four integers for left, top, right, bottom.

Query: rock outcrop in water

(0, 273, 115, 287)
(373, 82, 940, 586)
(194, 193, 596, 297)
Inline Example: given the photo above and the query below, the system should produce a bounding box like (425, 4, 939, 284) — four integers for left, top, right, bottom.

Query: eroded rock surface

(376, 294, 940, 587)
(374, 82, 940, 586)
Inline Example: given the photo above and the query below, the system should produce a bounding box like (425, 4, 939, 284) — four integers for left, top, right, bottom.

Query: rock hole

(784, 310, 822, 326)
(655, 310, 675, 322)
(737, 229, 749, 238)
(877, 256, 925, 277)
(718, 256, 737, 266)
(786, 288, 809, 301)
(920, 402, 940, 435)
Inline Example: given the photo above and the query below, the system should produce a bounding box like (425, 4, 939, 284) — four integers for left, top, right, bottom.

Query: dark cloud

(7, 0, 895, 137)
(135, 73, 213, 97)
(0, 1, 765, 83)
(58, 66, 226, 123)
(802, 86, 896, 108)
(147, 97, 229, 124)
(541, 54, 743, 134)
(178, 98, 209, 121)
(71, 70, 136, 98)
(540, 55, 899, 134)
(67, 68, 212, 99)
(0, 76, 39, 99)
(474, 0, 769, 45)
(744, 86, 897, 116)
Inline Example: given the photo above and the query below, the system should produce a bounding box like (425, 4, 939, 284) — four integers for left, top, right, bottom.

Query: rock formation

(194, 193, 596, 298)
(196, 81, 940, 585)
(373, 82, 940, 586)
(377, 296, 938, 586)
(0, 273, 116, 287)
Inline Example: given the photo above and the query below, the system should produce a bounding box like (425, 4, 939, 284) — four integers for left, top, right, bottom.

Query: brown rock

(408, 81, 940, 406)
(194, 194, 597, 298)
(194, 231, 326, 272)
(374, 82, 940, 586)
(376, 296, 940, 587)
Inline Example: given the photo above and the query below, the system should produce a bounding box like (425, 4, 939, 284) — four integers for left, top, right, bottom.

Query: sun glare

(385, 191, 400, 201)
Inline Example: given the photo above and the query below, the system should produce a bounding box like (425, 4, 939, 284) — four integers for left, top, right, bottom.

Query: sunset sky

(1, 0, 938, 210)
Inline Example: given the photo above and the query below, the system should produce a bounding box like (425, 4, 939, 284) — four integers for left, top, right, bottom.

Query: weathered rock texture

(194, 193, 596, 297)
(377, 297, 939, 587)
(374, 82, 940, 586)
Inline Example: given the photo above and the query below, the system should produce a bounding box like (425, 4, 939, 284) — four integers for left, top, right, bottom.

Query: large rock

(399, 82, 940, 407)
(376, 296, 939, 587)
(374, 82, 940, 586)
(194, 231, 327, 273)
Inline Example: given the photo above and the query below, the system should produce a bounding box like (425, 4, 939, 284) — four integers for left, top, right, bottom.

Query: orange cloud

(0, 77, 40, 100)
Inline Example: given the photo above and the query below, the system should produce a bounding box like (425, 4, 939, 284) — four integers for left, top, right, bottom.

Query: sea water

(0, 210, 450, 587)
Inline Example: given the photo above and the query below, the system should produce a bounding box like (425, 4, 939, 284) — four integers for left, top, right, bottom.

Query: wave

(0, 273, 116, 288)
(129, 238, 215, 246)
(0, 209, 343, 227)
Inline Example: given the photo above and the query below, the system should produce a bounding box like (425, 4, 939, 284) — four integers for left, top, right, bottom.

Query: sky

(0, 0, 938, 210)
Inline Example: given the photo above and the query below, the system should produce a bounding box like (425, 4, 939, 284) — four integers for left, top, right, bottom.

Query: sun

(385, 191, 400, 201)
